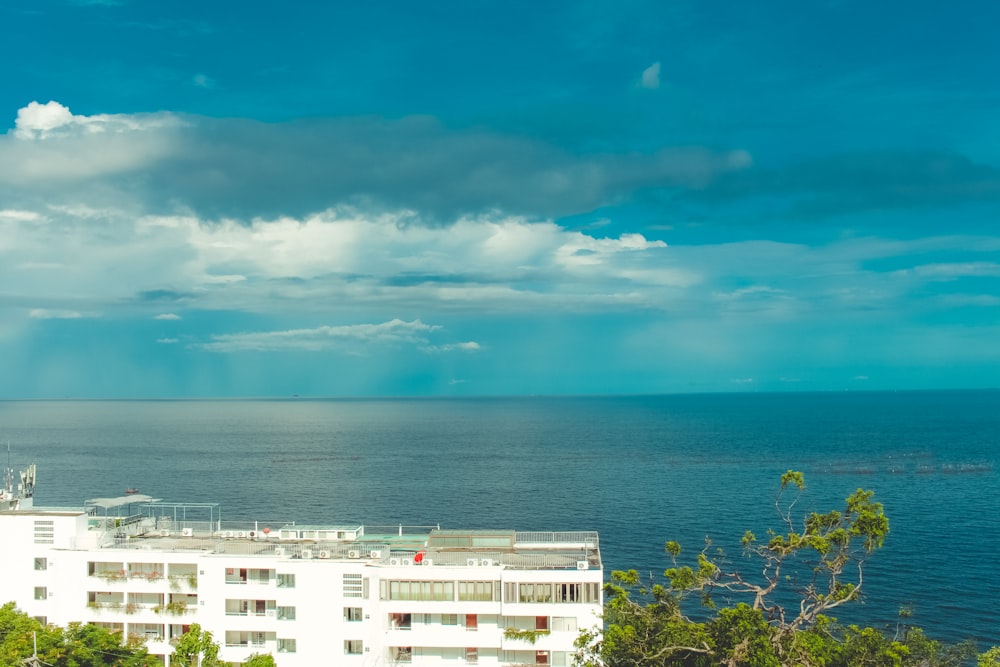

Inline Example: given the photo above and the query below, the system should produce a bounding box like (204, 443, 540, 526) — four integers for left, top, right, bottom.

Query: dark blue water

(1, 391, 997, 646)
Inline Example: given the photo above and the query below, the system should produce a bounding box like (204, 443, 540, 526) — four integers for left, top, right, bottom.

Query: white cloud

(29, 308, 88, 319)
(192, 74, 215, 89)
(197, 319, 443, 352)
(0, 209, 41, 221)
(3, 201, 997, 330)
(13, 100, 180, 140)
(640, 62, 661, 90)
(154, 313, 182, 320)
(1, 103, 183, 186)
(428, 341, 482, 353)
(156, 337, 179, 344)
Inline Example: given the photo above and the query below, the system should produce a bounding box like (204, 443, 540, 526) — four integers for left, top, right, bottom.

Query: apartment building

(0, 491, 602, 666)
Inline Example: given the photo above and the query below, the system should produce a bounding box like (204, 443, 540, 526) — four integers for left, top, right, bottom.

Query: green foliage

(504, 627, 551, 644)
(242, 654, 277, 667)
(171, 624, 225, 667)
(0, 602, 156, 666)
(980, 647, 1000, 667)
(576, 473, 979, 667)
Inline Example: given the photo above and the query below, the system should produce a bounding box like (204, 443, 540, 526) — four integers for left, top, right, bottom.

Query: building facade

(0, 492, 602, 667)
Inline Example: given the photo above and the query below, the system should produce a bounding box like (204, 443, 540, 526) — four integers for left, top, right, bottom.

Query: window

(277, 638, 296, 653)
(390, 613, 412, 630)
(393, 647, 412, 663)
(344, 607, 363, 622)
(536, 650, 550, 665)
(555, 583, 578, 603)
(33, 616, 47, 625)
(343, 573, 364, 598)
(34, 557, 47, 571)
(510, 581, 600, 603)
(442, 613, 458, 626)
(536, 616, 549, 631)
(383, 580, 454, 601)
(277, 606, 295, 620)
(344, 640, 363, 655)
(277, 573, 295, 588)
(465, 614, 478, 631)
(34, 587, 47, 600)
(458, 581, 493, 601)
(465, 647, 478, 664)
(518, 583, 553, 603)
(551, 617, 577, 632)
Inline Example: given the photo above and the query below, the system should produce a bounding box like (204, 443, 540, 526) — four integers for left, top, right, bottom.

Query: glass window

(344, 640, 363, 655)
(344, 607, 363, 622)
(465, 647, 478, 664)
(442, 613, 458, 625)
(34, 587, 47, 600)
(277, 573, 295, 588)
(34, 557, 47, 571)
(394, 647, 412, 663)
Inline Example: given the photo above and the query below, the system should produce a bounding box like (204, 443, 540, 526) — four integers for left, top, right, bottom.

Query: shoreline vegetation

(576, 472, 996, 667)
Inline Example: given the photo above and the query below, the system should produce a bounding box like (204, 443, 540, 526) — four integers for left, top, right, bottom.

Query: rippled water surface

(1, 391, 997, 645)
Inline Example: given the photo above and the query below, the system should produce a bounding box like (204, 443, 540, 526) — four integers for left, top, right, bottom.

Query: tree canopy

(0, 608, 277, 667)
(0, 602, 155, 667)
(576, 472, 991, 667)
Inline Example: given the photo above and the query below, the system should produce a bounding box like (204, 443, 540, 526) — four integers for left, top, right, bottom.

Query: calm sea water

(1, 391, 997, 646)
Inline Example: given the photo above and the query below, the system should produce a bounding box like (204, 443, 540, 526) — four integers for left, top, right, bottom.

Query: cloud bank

(1, 101, 750, 221)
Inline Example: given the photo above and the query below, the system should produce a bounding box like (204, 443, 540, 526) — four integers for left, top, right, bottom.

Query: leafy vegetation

(0, 607, 276, 667)
(0, 602, 155, 666)
(576, 472, 992, 667)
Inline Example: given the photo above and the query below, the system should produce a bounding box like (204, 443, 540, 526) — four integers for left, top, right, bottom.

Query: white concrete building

(0, 484, 602, 667)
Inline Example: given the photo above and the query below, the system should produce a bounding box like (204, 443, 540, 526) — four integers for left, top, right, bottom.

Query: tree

(980, 647, 1000, 667)
(576, 473, 979, 667)
(0, 602, 156, 666)
(170, 624, 224, 667)
(170, 626, 276, 667)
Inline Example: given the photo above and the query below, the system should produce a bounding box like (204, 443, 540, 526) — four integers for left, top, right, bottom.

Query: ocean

(1, 391, 997, 647)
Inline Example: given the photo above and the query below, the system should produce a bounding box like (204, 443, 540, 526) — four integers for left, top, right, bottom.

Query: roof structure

(84, 494, 157, 510)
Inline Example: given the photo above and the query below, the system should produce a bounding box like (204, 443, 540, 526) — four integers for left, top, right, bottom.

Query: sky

(1, 0, 999, 398)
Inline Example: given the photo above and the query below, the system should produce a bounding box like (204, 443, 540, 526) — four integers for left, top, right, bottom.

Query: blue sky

(1, 0, 998, 397)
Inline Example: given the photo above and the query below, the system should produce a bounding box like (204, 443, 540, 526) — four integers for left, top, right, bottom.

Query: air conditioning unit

(224, 531, 234, 538)
(389, 558, 401, 566)
(466, 558, 479, 566)
(236, 531, 247, 539)
(480, 558, 494, 567)
(423, 559, 433, 566)
(274, 547, 286, 557)
(181, 528, 193, 537)
(160, 529, 171, 537)
(401, 558, 412, 566)
(248, 531, 257, 539)
(347, 550, 361, 559)
(318, 550, 331, 559)
(577, 561, 589, 570)
(369, 550, 382, 559)
(301, 549, 314, 559)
